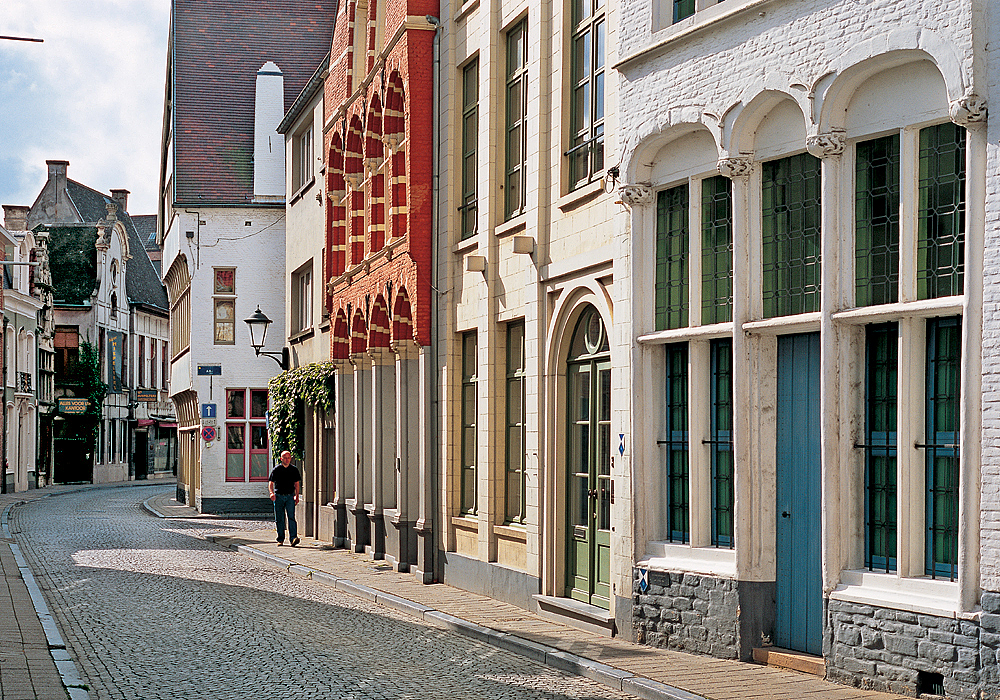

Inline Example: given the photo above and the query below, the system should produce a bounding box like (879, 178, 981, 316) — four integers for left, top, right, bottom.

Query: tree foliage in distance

(267, 362, 337, 460)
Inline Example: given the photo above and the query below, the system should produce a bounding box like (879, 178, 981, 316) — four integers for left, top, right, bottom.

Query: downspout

(429, 13, 442, 581)
(1, 315, 6, 494)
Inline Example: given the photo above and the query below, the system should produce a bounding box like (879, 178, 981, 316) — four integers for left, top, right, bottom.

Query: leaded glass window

(655, 184, 689, 330)
(925, 316, 960, 580)
(505, 21, 528, 220)
(461, 331, 478, 515)
(864, 323, 897, 572)
(460, 60, 479, 240)
(917, 124, 966, 300)
(702, 175, 733, 325)
(672, 0, 695, 22)
(762, 153, 822, 318)
(710, 338, 734, 548)
(568, 0, 605, 189)
(505, 321, 527, 524)
(664, 343, 689, 543)
(856, 135, 900, 307)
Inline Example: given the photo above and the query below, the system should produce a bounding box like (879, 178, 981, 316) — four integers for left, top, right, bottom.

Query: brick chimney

(2, 205, 29, 232)
(110, 189, 130, 213)
(46, 160, 69, 193)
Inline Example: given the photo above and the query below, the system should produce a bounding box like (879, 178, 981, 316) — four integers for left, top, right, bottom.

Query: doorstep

(533, 594, 616, 637)
(752, 646, 826, 677)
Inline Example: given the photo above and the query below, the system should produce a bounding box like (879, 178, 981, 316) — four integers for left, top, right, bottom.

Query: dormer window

(110, 259, 119, 289)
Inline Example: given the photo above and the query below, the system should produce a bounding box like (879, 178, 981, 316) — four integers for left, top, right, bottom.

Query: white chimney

(254, 61, 285, 201)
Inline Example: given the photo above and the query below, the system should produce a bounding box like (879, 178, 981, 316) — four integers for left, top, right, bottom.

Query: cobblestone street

(11, 485, 630, 700)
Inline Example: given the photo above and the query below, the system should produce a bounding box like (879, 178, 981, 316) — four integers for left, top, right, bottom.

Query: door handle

(781, 511, 790, 518)
(588, 488, 598, 498)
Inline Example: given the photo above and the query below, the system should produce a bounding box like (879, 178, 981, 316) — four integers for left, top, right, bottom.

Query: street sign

(201, 403, 217, 418)
(197, 365, 222, 376)
(57, 397, 90, 414)
(201, 418, 217, 427)
(201, 425, 217, 442)
(135, 388, 159, 402)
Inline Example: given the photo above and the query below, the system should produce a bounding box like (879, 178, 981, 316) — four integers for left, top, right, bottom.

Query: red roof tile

(171, 0, 335, 205)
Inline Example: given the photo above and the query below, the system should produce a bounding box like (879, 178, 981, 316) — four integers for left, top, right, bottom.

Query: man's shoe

(276, 538, 284, 546)
(291, 537, 300, 547)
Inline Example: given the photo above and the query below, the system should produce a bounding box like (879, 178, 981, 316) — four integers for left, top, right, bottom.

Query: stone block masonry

(826, 597, 1000, 700)
(632, 569, 740, 660)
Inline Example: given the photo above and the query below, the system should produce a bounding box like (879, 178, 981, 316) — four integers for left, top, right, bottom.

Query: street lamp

(244, 306, 289, 370)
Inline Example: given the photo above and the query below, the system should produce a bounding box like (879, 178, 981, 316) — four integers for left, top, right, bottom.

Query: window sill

(637, 322, 733, 344)
(289, 176, 316, 205)
(742, 312, 821, 336)
(832, 297, 964, 325)
(495, 214, 527, 238)
(451, 515, 479, 530)
(639, 542, 736, 578)
(288, 327, 315, 345)
(495, 523, 527, 542)
(453, 235, 479, 255)
(831, 569, 966, 618)
(454, 0, 479, 22)
(617, 0, 777, 71)
(557, 179, 606, 212)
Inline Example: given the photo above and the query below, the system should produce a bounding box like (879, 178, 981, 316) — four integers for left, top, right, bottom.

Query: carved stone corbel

(806, 131, 846, 159)
(950, 95, 987, 126)
(618, 184, 654, 206)
(717, 157, 753, 178)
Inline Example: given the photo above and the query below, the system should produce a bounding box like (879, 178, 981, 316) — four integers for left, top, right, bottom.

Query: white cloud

(0, 0, 169, 216)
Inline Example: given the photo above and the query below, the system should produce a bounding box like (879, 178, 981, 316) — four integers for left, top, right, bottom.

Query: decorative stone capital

(345, 172, 363, 191)
(806, 131, 846, 159)
(618, 184, 653, 206)
(717, 157, 753, 178)
(950, 95, 987, 126)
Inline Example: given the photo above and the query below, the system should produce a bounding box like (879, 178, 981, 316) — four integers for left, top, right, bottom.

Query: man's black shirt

(268, 465, 301, 494)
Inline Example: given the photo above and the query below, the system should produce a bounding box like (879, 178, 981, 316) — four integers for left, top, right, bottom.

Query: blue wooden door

(775, 333, 823, 655)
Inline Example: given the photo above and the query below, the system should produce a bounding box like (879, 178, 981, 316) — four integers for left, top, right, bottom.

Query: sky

(0, 0, 170, 218)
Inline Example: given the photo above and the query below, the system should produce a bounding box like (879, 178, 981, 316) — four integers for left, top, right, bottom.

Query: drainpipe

(428, 13, 442, 582)
(1, 314, 7, 494)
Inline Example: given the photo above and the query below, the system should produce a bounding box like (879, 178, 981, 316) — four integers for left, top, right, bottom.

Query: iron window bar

(564, 134, 603, 158)
(702, 439, 733, 446)
(914, 443, 959, 450)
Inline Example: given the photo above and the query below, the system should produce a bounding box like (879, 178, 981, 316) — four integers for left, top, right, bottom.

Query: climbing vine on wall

(267, 362, 337, 460)
(78, 340, 107, 446)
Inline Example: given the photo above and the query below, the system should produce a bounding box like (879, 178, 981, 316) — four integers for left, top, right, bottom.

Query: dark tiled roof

(172, 0, 336, 205)
(65, 181, 169, 312)
(131, 215, 159, 251)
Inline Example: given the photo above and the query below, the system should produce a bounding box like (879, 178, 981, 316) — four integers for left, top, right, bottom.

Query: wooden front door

(775, 332, 823, 655)
(565, 306, 612, 610)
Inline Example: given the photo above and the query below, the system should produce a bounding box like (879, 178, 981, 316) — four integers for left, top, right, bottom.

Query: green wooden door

(565, 307, 611, 610)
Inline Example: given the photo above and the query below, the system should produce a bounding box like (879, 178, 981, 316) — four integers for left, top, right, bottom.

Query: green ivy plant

(267, 362, 337, 460)
(78, 340, 107, 446)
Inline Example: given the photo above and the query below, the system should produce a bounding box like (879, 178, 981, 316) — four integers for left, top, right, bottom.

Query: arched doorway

(564, 305, 611, 609)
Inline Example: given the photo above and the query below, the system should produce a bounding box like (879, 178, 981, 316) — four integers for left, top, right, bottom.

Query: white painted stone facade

(617, 0, 996, 695)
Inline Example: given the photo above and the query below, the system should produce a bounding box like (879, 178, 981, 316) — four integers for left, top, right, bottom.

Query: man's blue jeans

(273, 493, 297, 542)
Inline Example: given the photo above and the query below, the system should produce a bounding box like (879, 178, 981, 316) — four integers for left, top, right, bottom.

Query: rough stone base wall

(632, 569, 739, 659)
(827, 598, 990, 700)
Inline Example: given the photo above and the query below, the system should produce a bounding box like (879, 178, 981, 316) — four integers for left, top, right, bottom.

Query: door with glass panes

(565, 306, 612, 609)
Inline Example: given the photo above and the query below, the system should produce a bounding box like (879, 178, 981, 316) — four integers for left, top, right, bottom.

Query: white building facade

(616, 0, 996, 696)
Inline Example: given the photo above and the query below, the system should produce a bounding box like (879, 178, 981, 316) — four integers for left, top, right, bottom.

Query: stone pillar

(349, 352, 371, 552)
(413, 344, 435, 583)
(389, 340, 420, 571)
(367, 346, 396, 560)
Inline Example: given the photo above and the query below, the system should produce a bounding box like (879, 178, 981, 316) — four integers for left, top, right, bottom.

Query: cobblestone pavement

(11, 485, 632, 700)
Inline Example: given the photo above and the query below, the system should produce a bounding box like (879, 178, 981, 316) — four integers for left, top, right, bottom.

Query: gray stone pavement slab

(140, 490, 910, 700)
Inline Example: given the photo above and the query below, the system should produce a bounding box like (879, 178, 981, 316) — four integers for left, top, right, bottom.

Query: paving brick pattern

(11, 484, 633, 700)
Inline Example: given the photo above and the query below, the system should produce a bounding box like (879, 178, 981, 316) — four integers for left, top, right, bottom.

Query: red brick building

(323, 0, 439, 580)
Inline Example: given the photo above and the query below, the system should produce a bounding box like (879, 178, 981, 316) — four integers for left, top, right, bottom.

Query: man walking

(268, 450, 301, 547)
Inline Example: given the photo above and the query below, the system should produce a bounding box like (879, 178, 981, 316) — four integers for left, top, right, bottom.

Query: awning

(159, 422, 178, 428)
(137, 419, 155, 427)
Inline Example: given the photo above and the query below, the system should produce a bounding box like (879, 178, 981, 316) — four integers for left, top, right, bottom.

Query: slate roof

(64, 180, 169, 312)
(170, 0, 337, 205)
(131, 214, 159, 251)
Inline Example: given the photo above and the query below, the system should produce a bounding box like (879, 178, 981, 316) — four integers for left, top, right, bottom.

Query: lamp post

(243, 306, 288, 370)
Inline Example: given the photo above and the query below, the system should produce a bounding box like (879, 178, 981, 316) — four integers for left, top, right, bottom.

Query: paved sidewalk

(0, 479, 170, 700)
(143, 491, 908, 700)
